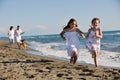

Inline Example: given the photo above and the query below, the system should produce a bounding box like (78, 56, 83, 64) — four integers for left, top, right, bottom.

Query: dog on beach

(20, 39, 28, 50)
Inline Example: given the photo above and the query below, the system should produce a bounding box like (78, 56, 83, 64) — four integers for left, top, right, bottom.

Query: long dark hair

(63, 18, 78, 30)
(9, 26, 13, 30)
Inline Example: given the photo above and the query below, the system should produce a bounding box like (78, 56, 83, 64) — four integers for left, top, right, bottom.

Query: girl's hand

(81, 33, 86, 38)
(82, 34, 86, 38)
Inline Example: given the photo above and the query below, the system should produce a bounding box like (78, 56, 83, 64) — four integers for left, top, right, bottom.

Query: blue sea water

(0, 30, 120, 68)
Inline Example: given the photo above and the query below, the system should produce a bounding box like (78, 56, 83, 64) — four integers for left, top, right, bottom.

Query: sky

(0, 0, 120, 36)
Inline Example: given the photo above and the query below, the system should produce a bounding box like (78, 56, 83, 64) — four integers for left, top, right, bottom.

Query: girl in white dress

(60, 18, 85, 64)
(8, 26, 14, 48)
(86, 18, 103, 67)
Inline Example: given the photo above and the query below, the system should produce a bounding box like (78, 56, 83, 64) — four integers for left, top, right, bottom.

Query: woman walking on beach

(8, 26, 15, 48)
(86, 18, 103, 67)
(60, 18, 85, 64)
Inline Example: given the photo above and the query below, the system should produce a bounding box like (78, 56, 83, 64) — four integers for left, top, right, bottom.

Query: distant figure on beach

(15, 25, 24, 49)
(86, 18, 103, 67)
(8, 26, 15, 48)
(60, 18, 85, 64)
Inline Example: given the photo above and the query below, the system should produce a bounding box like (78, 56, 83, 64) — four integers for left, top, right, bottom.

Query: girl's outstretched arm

(96, 28, 103, 38)
(76, 28, 85, 38)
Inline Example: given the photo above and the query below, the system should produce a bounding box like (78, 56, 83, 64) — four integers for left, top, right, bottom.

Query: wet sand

(0, 40, 120, 80)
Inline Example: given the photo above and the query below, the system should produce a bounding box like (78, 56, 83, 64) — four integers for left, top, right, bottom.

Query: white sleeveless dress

(64, 31, 80, 56)
(86, 30, 100, 53)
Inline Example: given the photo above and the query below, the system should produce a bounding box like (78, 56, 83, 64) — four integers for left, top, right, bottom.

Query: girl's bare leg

(73, 55, 77, 64)
(93, 50, 98, 67)
(72, 51, 78, 64)
(70, 51, 77, 64)
(17, 42, 21, 49)
(70, 56, 74, 63)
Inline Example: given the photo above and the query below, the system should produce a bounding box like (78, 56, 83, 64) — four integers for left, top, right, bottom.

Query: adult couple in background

(8, 25, 24, 49)
(60, 18, 103, 67)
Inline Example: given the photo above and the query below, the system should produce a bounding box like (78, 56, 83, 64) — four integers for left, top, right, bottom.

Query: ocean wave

(101, 42, 120, 52)
(28, 43, 120, 68)
(103, 32, 120, 36)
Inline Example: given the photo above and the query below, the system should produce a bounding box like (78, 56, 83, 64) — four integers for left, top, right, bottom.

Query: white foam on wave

(99, 50, 120, 68)
(28, 41, 120, 68)
(24, 36, 35, 39)
(101, 42, 120, 48)
(104, 32, 120, 36)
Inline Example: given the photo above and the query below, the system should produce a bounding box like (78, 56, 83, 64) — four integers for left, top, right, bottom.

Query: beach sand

(0, 40, 120, 80)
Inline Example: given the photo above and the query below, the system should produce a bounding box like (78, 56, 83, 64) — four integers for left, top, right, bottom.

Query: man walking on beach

(15, 25, 24, 49)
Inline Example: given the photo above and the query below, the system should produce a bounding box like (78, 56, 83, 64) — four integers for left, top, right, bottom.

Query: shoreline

(0, 40, 120, 80)
(27, 49, 120, 69)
